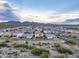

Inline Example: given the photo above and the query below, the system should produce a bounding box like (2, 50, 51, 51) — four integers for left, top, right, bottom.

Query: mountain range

(0, 18, 79, 25)
(62, 18, 79, 25)
(0, 21, 45, 25)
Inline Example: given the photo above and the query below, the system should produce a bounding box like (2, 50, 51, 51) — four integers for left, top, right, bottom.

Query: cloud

(0, 0, 8, 4)
(46, 12, 79, 23)
(12, 7, 19, 10)
(0, 0, 20, 21)
(0, 0, 79, 23)
(21, 10, 79, 23)
(21, 10, 58, 22)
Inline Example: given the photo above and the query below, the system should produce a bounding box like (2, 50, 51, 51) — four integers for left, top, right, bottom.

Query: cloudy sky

(0, 0, 79, 23)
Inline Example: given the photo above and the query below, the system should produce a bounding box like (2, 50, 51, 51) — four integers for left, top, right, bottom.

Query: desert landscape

(0, 0, 79, 58)
(0, 25, 79, 58)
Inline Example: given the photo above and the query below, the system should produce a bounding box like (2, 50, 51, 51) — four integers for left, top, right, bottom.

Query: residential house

(43, 30, 56, 39)
(34, 31, 44, 39)
(22, 32, 33, 39)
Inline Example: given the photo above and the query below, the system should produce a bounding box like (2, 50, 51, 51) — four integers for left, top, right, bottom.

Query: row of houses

(0, 26, 57, 39)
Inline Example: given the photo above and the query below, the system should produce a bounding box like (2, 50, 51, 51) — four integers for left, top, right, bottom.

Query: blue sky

(1, 0, 79, 23)
(8, 0, 79, 13)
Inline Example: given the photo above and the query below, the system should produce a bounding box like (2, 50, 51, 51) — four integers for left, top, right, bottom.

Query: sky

(0, 0, 79, 23)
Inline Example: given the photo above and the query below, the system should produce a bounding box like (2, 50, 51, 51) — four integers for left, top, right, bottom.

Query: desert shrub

(20, 49, 27, 52)
(13, 44, 28, 48)
(0, 42, 8, 47)
(12, 43, 17, 45)
(54, 43, 73, 54)
(57, 47, 73, 54)
(54, 43, 60, 47)
(5, 40, 10, 43)
(65, 40, 76, 45)
(27, 44, 35, 49)
(31, 48, 49, 56)
(58, 54, 66, 58)
(40, 52, 49, 58)
(72, 36, 76, 38)
(13, 44, 35, 49)
(25, 41, 28, 44)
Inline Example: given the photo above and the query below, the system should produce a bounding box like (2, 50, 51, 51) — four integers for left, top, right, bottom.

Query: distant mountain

(65, 18, 79, 22)
(23, 21, 44, 24)
(1, 18, 79, 25)
(62, 18, 79, 25)
(0, 21, 43, 25)
(0, 21, 21, 24)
